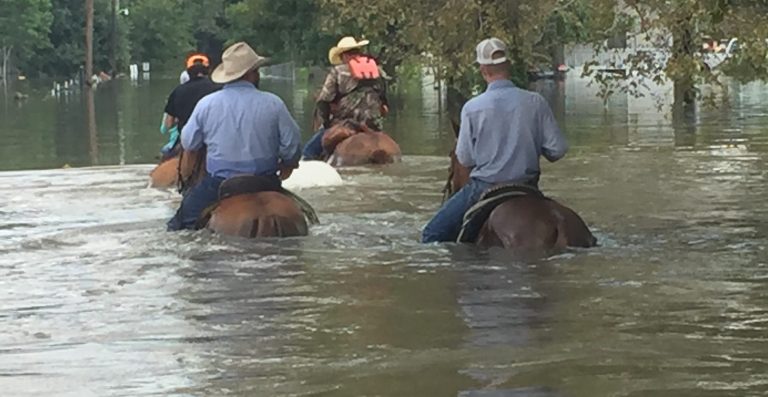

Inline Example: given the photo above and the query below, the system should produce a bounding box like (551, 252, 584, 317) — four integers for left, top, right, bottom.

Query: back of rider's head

(187, 62, 209, 78)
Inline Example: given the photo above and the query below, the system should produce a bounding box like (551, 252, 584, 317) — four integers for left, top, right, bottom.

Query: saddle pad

(456, 184, 544, 243)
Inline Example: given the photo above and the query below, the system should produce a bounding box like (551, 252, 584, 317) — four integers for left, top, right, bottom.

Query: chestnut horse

(321, 122, 402, 166)
(311, 105, 401, 166)
(153, 149, 316, 238)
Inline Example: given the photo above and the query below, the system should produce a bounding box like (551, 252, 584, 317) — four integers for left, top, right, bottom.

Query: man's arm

(277, 101, 302, 167)
(538, 97, 568, 162)
(316, 69, 338, 128)
(455, 106, 476, 168)
(162, 114, 176, 133)
(180, 100, 207, 150)
(161, 90, 178, 133)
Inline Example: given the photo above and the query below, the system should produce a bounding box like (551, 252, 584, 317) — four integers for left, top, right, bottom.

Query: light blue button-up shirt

(455, 79, 568, 184)
(181, 81, 302, 179)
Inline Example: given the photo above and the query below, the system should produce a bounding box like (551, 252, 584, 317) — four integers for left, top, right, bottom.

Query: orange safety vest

(348, 55, 381, 80)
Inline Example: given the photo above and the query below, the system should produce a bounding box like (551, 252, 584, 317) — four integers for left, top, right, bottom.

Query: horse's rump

(457, 184, 544, 243)
(196, 174, 319, 233)
(205, 192, 310, 238)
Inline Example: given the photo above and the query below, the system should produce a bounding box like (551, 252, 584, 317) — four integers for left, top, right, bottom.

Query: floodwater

(1, 75, 768, 396)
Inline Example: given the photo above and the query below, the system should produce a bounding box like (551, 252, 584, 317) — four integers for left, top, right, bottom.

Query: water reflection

(85, 87, 99, 165)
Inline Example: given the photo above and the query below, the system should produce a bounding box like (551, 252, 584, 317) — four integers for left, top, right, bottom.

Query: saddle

(195, 175, 319, 229)
(456, 184, 545, 243)
(218, 175, 281, 199)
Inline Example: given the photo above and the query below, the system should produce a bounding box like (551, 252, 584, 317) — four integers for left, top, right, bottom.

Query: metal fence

(261, 61, 295, 81)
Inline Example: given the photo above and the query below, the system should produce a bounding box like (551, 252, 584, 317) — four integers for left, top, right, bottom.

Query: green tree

(26, 0, 130, 79)
(127, 0, 194, 69)
(580, 0, 768, 116)
(0, 0, 53, 82)
(225, 0, 334, 64)
(318, 0, 601, 125)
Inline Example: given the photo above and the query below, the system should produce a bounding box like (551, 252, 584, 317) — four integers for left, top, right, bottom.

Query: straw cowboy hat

(211, 42, 270, 84)
(328, 36, 370, 65)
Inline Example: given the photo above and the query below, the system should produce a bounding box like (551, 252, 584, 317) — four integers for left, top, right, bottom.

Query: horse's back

(207, 191, 308, 238)
(329, 131, 402, 166)
(477, 196, 561, 251)
(477, 196, 595, 252)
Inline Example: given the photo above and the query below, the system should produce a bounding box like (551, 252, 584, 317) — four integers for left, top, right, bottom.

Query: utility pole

(85, 0, 94, 85)
(110, 0, 118, 74)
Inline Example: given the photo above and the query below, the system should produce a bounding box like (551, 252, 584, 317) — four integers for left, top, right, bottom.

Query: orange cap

(185, 53, 210, 68)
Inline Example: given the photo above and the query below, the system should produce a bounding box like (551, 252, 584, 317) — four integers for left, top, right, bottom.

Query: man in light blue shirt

(422, 38, 568, 243)
(167, 42, 302, 231)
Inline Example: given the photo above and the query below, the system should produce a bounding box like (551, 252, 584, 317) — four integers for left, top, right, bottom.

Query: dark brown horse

(444, 152, 596, 253)
(438, 87, 595, 253)
(153, 149, 315, 238)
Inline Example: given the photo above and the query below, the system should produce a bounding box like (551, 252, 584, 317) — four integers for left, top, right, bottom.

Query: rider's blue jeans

(302, 127, 326, 160)
(421, 178, 493, 243)
(167, 174, 224, 231)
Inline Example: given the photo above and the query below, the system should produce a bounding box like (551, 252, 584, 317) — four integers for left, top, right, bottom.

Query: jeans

(167, 174, 224, 231)
(422, 178, 493, 243)
(302, 127, 326, 160)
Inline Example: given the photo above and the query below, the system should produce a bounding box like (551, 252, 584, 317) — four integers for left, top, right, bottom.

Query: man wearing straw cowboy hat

(167, 42, 302, 231)
(302, 36, 389, 160)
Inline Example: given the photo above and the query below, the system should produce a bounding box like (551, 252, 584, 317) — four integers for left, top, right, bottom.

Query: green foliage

(127, 0, 194, 68)
(0, 0, 53, 79)
(584, 0, 768, 107)
(23, 0, 131, 79)
(225, 0, 335, 64)
(318, 0, 601, 95)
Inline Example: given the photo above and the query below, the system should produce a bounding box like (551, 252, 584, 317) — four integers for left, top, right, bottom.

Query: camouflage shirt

(317, 64, 387, 130)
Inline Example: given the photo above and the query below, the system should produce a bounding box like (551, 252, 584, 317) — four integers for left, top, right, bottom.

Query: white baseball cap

(475, 38, 508, 65)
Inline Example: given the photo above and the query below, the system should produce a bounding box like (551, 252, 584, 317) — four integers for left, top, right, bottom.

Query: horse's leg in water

(475, 197, 563, 252)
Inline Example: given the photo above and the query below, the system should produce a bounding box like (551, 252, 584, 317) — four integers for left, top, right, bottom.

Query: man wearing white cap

(422, 37, 568, 243)
(167, 42, 302, 231)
